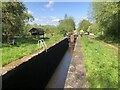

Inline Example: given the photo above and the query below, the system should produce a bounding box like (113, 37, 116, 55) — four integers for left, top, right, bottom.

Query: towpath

(64, 36, 88, 88)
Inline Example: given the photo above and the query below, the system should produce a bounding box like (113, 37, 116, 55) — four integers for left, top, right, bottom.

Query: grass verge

(2, 35, 63, 66)
(80, 36, 118, 88)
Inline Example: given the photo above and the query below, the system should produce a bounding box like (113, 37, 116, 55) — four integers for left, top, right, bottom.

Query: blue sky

(24, 2, 91, 27)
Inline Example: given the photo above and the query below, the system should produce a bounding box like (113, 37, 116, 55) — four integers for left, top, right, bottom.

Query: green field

(2, 35, 63, 66)
(80, 36, 118, 88)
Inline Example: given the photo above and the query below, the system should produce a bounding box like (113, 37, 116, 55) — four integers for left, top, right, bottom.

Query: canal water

(46, 42, 75, 88)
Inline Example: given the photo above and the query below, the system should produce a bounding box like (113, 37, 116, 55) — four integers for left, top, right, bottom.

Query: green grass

(95, 35, 119, 48)
(1, 35, 63, 66)
(80, 36, 118, 88)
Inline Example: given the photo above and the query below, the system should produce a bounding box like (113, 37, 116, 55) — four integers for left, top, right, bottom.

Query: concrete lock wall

(2, 38, 69, 89)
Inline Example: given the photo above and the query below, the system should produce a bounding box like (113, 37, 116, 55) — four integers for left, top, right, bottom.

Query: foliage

(80, 36, 118, 88)
(2, 35, 63, 66)
(58, 14, 76, 34)
(88, 23, 100, 35)
(44, 25, 59, 34)
(90, 2, 120, 38)
(2, 2, 34, 38)
(78, 19, 91, 32)
(21, 24, 43, 36)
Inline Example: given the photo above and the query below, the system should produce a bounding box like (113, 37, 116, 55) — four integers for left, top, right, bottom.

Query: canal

(46, 43, 74, 88)
(2, 36, 77, 89)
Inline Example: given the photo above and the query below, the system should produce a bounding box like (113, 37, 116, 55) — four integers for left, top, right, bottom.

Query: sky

(23, 1, 91, 27)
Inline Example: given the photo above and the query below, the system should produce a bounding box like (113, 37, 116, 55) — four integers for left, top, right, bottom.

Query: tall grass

(2, 35, 63, 66)
(80, 36, 118, 88)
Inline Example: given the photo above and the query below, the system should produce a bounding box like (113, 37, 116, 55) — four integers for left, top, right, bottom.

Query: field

(2, 35, 63, 66)
(80, 36, 118, 88)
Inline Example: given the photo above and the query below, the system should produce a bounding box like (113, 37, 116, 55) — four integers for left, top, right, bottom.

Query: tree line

(2, 2, 34, 39)
(58, 14, 76, 34)
(89, 2, 120, 38)
(2, 1, 119, 42)
(2, 2, 76, 41)
(77, 2, 120, 40)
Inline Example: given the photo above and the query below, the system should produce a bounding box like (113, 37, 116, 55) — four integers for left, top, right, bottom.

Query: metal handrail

(38, 39, 47, 52)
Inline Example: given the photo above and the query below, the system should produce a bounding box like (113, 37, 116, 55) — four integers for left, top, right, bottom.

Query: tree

(88, 23, 100, 35)
(64, 14, 68, 20)
(2, 2, 34, 38)
(90, 2, 120, 38)
(58, 14, 76, 34)
(78, 19, 91, 32)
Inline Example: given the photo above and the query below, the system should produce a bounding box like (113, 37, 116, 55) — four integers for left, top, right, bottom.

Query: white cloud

(28, 16, 60, 26)
(28, 10, 33, 14)
(42, 16, 47, 19)
(34, 17, 46, 22)
(50, 16, 60, 22)
(52, 18, 60, 22)
(45, 0, 54, 11)
(34, 18, 39, 21)
(50, 16, 56, 19)
(45, 0, 54, 8)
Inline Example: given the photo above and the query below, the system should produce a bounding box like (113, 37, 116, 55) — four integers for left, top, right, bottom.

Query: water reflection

(46, 43, 74, 88)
